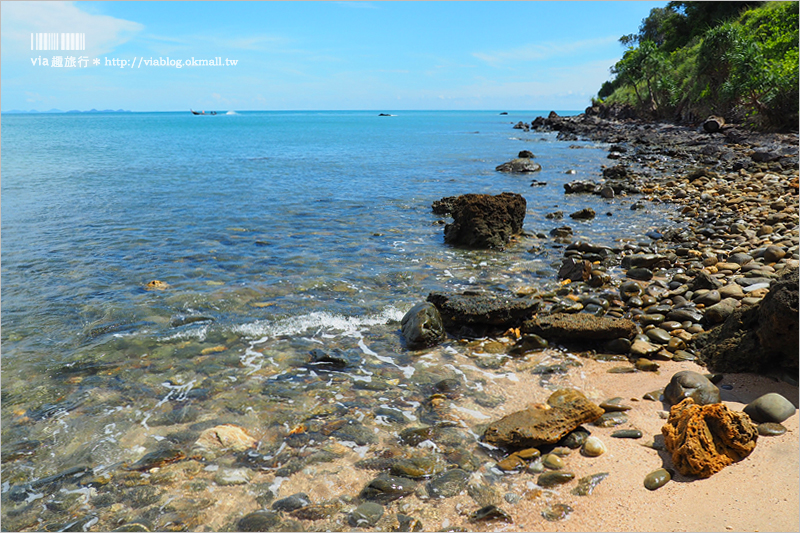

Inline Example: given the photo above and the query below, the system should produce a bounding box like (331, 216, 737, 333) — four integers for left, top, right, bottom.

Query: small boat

(190, 109, 217, 115)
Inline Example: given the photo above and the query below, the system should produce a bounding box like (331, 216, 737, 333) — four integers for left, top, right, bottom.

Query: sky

(1, 1, 668, 112)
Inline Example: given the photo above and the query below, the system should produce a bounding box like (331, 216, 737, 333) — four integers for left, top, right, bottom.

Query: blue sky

(1, 1, 667, 111)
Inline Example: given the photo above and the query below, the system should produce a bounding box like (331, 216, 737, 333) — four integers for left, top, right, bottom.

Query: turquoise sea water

(1, 111, 674, 528)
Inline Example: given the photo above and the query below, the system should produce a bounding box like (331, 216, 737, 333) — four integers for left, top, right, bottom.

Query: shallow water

(1, 111, 677, 531)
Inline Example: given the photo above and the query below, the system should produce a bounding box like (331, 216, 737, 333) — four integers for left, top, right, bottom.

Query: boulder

(702, 115, 725, 133)
(743, 393, 797, 424)
(662, 398, 758, 478)
(522, 314, 636, 342)
(569, 208, 596, 220)
(694, 267, 798, 376)
(401, 302, 445, 350)
(427, 291, 539, 335)
(442, 192, 526, 249)
(483, 389, 604, 449)
(495, 158, 542, 173)
(663, 370, 720, 406)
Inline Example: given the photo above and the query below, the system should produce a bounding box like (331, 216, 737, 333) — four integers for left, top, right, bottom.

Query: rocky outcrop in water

(662, 398, 758, 478)
(495, 158, 541, 173)
(439, 192, 526, 249)
(401, 302, 445, 350)
(427, 291, 539, 337)
(483, 389, 604, 449)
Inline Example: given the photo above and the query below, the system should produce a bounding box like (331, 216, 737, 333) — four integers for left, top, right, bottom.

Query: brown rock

(483, 389, 604, 449)
(662, 398, 758, 478)
(442, 192, 526, 249)
(522, 314, 636, 341)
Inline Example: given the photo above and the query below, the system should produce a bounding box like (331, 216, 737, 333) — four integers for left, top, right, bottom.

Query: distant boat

(500, 112, 508, 115)
(190, 109, 217, 115)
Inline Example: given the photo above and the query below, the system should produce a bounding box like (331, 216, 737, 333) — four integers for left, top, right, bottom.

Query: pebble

(272, 493, 311, 512)
(757, 422, 788, 436)
(571, 472, 609, 496)
(214, 467, 252, 486)
(635, 358, 659, 372)
(538, 471, 575, 488)
(559, 427, 590, 449)
(581, 436, 607, 457)
(469, 505, 512, 523)
(360, 474, 417, 503)
(349, 502, 384, 528)
(646, 328, 671, 344)
(644, 468, 671, 491)
(542, 503, 573, 521)
(426, 469, 470, 498)
(643, 389, 663, 401)
(600, 397, 632, 412)
(237, 511, 282, 532)
(542, 454, 565, 470)
(611, 429, 643, 439)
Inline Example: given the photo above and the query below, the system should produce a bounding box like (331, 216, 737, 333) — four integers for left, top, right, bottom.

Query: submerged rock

(662, 398, 758, 478)
(483, 389, 604, 449)
(495, 158, 542, 173)
(401, 302, 445, 350)
(441, 192, 526, 249)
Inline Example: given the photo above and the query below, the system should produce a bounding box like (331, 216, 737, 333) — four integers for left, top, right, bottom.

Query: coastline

(1, 110, 798, 532)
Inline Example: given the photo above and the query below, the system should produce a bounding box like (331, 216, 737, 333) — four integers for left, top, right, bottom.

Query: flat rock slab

(427, 292, 540, 331)
(483, 389, 604, 449)
(522, 313, 636, 341)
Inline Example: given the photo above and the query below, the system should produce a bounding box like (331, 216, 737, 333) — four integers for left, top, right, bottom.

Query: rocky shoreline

(3, 111, 797, 533)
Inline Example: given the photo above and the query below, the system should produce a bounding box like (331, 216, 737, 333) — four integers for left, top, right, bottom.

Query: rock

(237, 511, 282, 532)
(145, 280, 169, 290)
(557, 258, 592, 282)
(522, 314, 636, 342)
(214, 467, 252, 486)
(689, 271, 722, 291)
(542, 503, 573, 521)
(762, 245, 786, 263)
(360, 474, 417, 503)
(538, 471, 575, 488)
(431, 196, 457, 215)
(702, 115, 725, 133)
(564, 180, 599, 194)
(469, 505, 512, 523)
(611, 429, 642, 439)
(581, 436, 606, 457)
(600, 186, 615, 198)
(643, 469, 671, 491)
(426, 469, 470, 498)
(427, 291, 539, 335)
(193, 424, 257, 457)
(518, 150, 535, 158)
(401, 302, 445, 350)
(663, 371, 721, 406)
(569, 208, 596, 220)
(758, 422, 787, 436)
(693, 290, 721, 306)
(272, 493, 311, 512)
(349, 502, 384, 528)
(704, 298, 738, 324)
(743, 393, 796, 424)
(662, 398, 758, 478)
(483, 389, 604, 448)
(695, 268, 798, 376)
(442, 193, 527, 249)
(495, 158, 542, 173)
(571, 472, 609, 496)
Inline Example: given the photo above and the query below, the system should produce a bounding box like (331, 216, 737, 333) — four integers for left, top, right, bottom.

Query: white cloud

(1, 1, 143, 56)
(473, 36, 619, 67)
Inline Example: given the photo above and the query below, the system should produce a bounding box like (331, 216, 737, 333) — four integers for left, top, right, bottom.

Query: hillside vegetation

(598, 1, 799, 131)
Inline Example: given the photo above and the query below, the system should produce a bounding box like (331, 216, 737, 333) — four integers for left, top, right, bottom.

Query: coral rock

(662, 398, 758, 478)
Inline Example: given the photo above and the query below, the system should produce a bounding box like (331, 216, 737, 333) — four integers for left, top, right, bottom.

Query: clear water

(1, 111, 674, 529)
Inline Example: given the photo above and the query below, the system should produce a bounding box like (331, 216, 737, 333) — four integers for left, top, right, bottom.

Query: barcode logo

(31, 33, 86, 51)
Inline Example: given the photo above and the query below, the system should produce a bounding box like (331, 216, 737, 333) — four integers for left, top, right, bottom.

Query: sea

(0, 111, 675, 529)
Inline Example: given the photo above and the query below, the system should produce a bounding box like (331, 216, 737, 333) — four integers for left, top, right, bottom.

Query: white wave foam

(234, 306, 406, 339)
(226, 110, 238, 115)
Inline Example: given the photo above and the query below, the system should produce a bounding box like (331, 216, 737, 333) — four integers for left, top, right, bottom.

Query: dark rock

(483, 389, 604, 448)
(662, 398, 758, 478)
(564, 180, 599, 194)
(758, 422, 787, 436)
(743, 393, 796, 424)
(272, 493, 310, 512)
(702, 115, 725, 133)
(349, 502, 384, 528)
(442, 193, 526, 249)
(689, 271, 722, 291)
(401, 302, 445, 350)
(569, 208, 596, 220)
(704, 298, 738, 325)
(426, 469, 470, 498)
(238, 511, 282, 532)
(495, 158, 541, 173)
(308, 348, 361, 369)
(663, 370, 720, 406)
(695, 268, 798, 376)
(522, 314, 636, 342)
(557, 258, 592, 282)
(469, 505, 512, 523)
(627, 267, 653, 281)
(432, 196, 458, 215)
(427, 291, 539, 334)
(360, 474, 417, 503)
(518, 150, 534, 158)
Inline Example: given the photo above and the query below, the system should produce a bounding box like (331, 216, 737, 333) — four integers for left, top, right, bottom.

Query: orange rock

(662, 398, 758, 478)
(145, 280, 169, 290)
